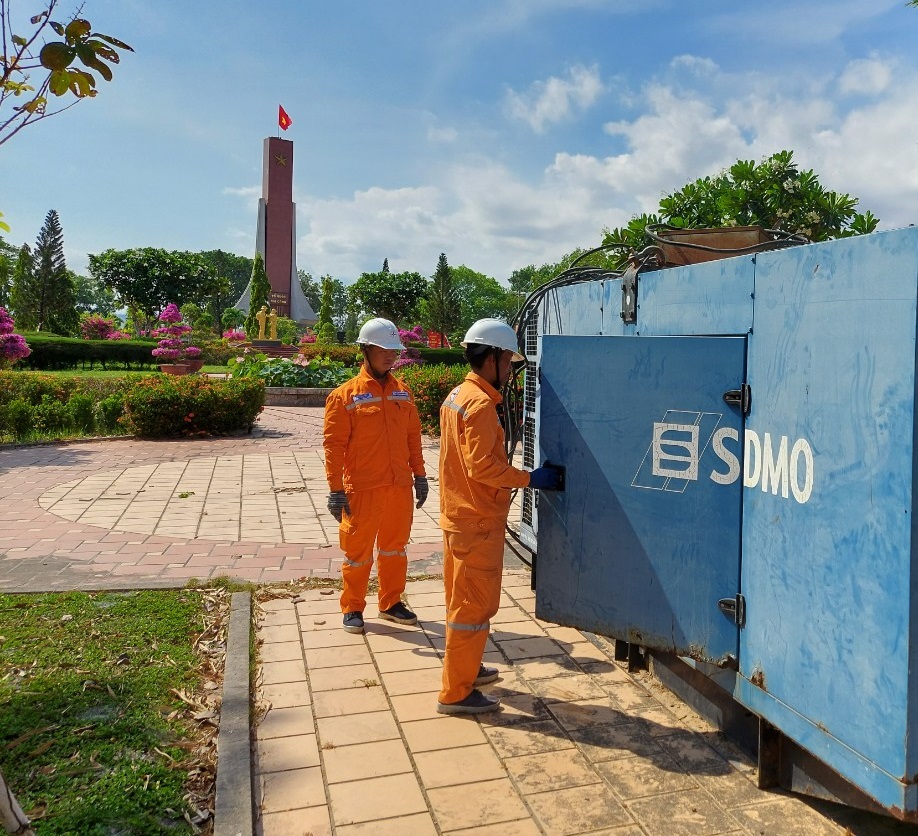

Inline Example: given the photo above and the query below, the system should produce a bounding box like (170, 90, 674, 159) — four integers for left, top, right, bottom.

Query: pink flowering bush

(0, 307, 31, 369)
(80, 314, 118, 340)
(151, 302, 199, 363)
(399, 325, 427, 347)
(299, 331, 317, 345)
(393, 347, 423, 370)
(222, 329, 247, 343)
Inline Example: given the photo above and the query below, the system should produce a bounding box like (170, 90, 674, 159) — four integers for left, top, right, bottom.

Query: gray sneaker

(343, 611, 365, 634)
(379, 602, 418, 625)
(474, 665, 500, 686)
(437, 689, 501, 715)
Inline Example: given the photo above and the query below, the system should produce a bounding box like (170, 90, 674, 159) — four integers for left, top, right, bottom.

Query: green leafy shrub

(198, 338, 237, 366)
(95, 395, 125, 434)
(397, 362, 469, 436)
(121, 376, 266, 438)
(33, 394, 70, 433)
(298, 344, 362, 366)
(3, 398, 33, 440)
(228, 352, 355, 388)
(67, 393, 96, 433)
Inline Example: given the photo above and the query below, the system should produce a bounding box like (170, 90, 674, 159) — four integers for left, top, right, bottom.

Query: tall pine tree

(244, 252, 271, 338)
(424, 252, 460, 339)
(9, 244, 37, 329)
(16, 210, 78, 333)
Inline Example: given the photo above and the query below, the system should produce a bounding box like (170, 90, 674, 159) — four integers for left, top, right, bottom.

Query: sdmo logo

(631, 410, 814, 504)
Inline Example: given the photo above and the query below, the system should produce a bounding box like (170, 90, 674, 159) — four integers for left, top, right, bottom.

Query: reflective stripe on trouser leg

(339, 485, 413, 614)
(375, 485, 413, 612)
(438, 526, 504, 704)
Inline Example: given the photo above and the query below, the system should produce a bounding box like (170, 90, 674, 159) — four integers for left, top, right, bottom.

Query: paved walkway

(0, 407, 909, 835)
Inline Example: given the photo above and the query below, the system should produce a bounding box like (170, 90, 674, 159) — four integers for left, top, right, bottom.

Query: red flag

(278, 104, 292, 131)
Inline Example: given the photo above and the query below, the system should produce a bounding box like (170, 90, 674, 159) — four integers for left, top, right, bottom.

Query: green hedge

(18, 333, 159, 371)
(397, 363, 469, 436)
(0, 371, 266, 441)
(0, 372, 141, 441)
(121, 376, 265, 438)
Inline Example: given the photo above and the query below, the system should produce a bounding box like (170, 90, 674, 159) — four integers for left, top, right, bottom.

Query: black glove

(528, 466, 561, 491)
(327, 491, 351, 522)
(414, 475, 429, 508)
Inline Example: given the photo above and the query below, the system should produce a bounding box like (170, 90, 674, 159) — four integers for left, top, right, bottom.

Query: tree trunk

(0, 770, 33, 836)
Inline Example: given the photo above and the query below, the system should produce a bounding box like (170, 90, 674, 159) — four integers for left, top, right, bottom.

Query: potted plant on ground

(151, 303, 201, 374)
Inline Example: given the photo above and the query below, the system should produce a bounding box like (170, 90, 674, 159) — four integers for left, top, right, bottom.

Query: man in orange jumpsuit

(437, 318, 560, 714)
(324, 317, 429, 634)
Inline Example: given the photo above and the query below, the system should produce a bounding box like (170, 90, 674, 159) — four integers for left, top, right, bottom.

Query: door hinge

(723, 383, 751, 416)
(718, 593, 746, 628)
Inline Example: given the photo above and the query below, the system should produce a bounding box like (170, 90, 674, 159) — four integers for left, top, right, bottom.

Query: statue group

(255, 305, 279, 341)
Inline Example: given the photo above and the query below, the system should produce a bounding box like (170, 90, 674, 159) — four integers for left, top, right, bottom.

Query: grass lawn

(0, 587, 230, 835)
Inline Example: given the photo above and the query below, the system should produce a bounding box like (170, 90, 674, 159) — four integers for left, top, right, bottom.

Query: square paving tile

(259, 805, 332, 836)
(414, 743, 507, 789)
(373, 647, 442, 673)
(257, 705, 314, 740)
(426, 778, 531, 831)
(596, 751, 699, 800)
(731, 798, 854, 836)
(476, 692, 552, 726)
(317, 710, 401, 747)
(335, 812, 438, 836)
(259, 765, 325, 813)
(327, 773, 428, 826)
(378, 666, 442, 696)
(442, 820, 543, 836)
(258, 680, 311, 709)
(547, 698, 630, 731)
(323, 739, 414, 784)
(526, 784, 633, 835)
(260, 659, 307, 686)
(389, 691, 448, 723)
(529, 673, 608, 703)
(401, 715, 488, 752)
(259, 640, 303, 664)
(569, 721, 661, 763)
(484, 718, 575, 758)
(299, 628, 366, 649)
(308, 664, 379, 692)
(504, 748, 602, 794)
(626, 788, 743, 836)
(256, 733, 320, 773)
(312, 685, 389, 718)
(305, 644, 373, 669)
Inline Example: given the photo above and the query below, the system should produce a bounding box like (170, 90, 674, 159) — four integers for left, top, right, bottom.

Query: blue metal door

(536, 334, 746, 666)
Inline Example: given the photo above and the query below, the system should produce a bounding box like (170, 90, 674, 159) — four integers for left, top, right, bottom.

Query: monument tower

(236, 133, 317, 324)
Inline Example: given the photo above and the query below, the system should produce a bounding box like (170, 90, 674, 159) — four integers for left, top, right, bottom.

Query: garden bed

(264, 386, 332, 407)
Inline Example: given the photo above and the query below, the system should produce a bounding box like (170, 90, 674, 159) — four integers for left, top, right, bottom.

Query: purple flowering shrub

(80, 314, 132, 341)
(399, 325, 427, 347)
(0, 307, 31, 368)
(222, 329, 247, 343)
(151, 303, 199, 363)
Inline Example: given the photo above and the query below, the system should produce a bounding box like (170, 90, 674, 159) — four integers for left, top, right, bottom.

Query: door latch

(718, 594, 746, 628)
(723, 383, 751, 416)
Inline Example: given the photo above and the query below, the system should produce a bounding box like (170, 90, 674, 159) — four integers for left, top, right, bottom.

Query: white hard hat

(357, 318, 404, 350)
(461, 318, 523, 361)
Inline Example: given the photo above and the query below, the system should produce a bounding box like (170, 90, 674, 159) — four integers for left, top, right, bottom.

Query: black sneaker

(437, 689, 501, 715)
(474, 665, 499, 686)
(379, 602, 418, 625)
(342, 611, 365, 634)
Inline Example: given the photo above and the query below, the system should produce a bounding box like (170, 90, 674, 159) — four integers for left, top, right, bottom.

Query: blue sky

(2, 0, 917, 284)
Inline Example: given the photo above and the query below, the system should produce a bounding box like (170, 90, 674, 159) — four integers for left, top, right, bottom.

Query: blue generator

(520, 225, 918, 821)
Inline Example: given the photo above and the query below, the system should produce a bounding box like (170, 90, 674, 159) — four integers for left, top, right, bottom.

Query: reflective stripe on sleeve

(442, 398, 468, 419)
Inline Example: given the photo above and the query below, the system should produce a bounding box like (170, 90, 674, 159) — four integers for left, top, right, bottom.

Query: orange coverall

(438, 371, 530, 704)
(324, 365, 426, 614)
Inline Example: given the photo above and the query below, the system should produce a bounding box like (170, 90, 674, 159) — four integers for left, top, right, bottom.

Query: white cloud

(427, 125, 458, 143)
(505, 64, 603, 133)
(293, 57, 918, 282)
(838, 56, 893, 96)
